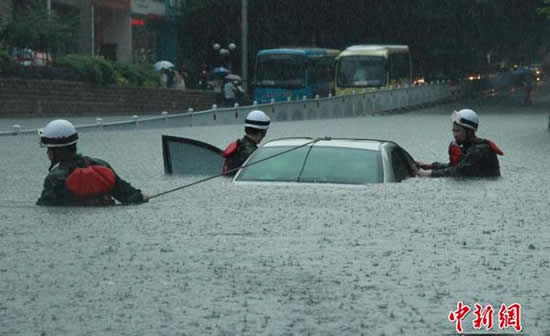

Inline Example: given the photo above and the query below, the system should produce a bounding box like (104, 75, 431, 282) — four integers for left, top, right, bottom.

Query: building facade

(131, 0, 182, 65)
(91, 0, 132, 62)
(0, 0, 13, 29)
(81, 0, 183, 64)
(1, 0, 182, 64)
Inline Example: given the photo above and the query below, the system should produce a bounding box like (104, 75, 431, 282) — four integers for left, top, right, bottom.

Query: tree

(0, 0, 77, 60)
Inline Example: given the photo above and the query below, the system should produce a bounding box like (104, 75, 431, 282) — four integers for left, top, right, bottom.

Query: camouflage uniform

(223, 135, 258, 174)
(36, 154, 146, 206)
(428, 138, 501, 178)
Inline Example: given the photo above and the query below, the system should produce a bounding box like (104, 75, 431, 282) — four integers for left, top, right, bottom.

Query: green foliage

(537, 0, 550, 19)
(0, 49, 16, 75)
(0, 1, 77, 57)
(91, 56, 116, 85)
(2, 51, 159, 87)
(55, 55, 160, 87)
(113, 63, 161, 88)
(56, 54, 105, 85)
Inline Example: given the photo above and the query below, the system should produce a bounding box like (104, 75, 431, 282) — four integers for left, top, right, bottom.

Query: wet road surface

(1, 87, 549, 335)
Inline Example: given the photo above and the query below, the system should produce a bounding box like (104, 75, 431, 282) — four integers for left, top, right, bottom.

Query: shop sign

(132, 18, 145, 26)
(131, 0, 165, 16)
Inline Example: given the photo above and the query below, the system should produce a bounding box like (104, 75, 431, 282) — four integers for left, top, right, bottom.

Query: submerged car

(235, 137, 415, 184)
(162, 136, 416, 184)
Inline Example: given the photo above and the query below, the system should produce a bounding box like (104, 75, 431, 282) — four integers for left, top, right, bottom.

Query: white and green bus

(335, 45, 412, 95)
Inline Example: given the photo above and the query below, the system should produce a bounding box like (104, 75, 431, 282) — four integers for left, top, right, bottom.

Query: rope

(149, 137, 330, 200)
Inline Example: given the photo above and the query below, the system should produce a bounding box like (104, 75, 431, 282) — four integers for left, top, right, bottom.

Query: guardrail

(0, 81, 455, 136)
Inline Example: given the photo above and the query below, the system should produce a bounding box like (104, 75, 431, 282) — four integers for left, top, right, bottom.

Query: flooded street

(1, 89, 550, 335)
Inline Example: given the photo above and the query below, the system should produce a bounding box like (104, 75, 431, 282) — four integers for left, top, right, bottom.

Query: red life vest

(65, 158, 116, 198)
(222, 140, 240, 174)
(222, 140, 240, 158)
(448, 139, 504, 166)
(448, 141, 463, 166)
(487, 140, 504, 156)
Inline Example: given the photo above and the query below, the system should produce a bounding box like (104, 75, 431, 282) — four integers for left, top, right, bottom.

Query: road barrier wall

(1, 82, 454, 136)
(0, 79, 216, 117)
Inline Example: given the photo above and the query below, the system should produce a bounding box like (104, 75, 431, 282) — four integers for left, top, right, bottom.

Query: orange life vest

(448, 139, 504, 166)
(65, 158, 116, 203)
(222, 140, 240, 174)
(487, 140, 504, 156)
(449, 141, 463, 166)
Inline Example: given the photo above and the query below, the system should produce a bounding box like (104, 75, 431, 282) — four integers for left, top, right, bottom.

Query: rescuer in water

(222, 110, 271, 175)
(414, 109, 503, 178)
(36, 119, 149, 206)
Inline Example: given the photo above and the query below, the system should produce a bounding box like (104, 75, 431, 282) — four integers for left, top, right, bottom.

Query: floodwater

(1, 87, 549, 336)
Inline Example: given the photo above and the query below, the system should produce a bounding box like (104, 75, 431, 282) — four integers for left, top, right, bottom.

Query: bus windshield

(337, 56, 386, 87)
(255, 54, 306, 88)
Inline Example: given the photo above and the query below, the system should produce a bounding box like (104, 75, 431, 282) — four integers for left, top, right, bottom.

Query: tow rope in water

(149, 137, 330, 200)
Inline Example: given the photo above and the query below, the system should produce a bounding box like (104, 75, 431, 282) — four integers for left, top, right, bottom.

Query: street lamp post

(212, 42, 237, 70)
(241, 0, 248, 91)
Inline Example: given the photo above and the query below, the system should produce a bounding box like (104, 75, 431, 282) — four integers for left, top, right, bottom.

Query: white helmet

(38, 119, 79, 147)
(244, 110, 270, 130)
(451, 109, 479, 130)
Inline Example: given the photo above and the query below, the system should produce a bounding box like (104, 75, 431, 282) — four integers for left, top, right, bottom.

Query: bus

(253, 48, 340, 104)
(335, 45, 412, 95)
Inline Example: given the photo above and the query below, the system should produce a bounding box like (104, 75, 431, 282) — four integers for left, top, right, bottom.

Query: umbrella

(212, 67, 231, 77)
(154, 61, 175, 71)
(225, 74, 242, 81)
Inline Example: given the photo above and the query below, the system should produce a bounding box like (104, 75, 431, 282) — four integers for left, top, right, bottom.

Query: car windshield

(237, 146, 310, 182)
(337, 55, 386, 87)
(255, 54, 306, 88)
(236, 145, 382, 184)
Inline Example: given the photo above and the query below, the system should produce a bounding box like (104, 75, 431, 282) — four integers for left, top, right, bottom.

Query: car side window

(300, 147, 382, 184)
(391, 147, 411, 182)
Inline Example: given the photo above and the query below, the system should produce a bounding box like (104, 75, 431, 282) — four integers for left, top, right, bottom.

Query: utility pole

(241, 0, 248, 91)
(79, 0, 94, 56)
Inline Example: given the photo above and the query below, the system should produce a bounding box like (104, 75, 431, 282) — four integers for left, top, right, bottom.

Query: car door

(390, 146, 415, 182)
(162, 135, 224, 175)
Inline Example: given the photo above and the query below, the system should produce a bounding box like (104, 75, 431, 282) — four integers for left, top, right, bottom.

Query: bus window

(254, 48, 340, 103)
(308, 57, 336, 96)
(337, 56, 386, 87)
(390, 53, 411, 86)
(309, 57, 334, 84)
(256, 54, 306, 89)
(335, 45, 411, 95)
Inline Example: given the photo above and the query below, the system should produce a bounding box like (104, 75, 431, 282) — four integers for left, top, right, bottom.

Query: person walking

(223, 78, 238, 107)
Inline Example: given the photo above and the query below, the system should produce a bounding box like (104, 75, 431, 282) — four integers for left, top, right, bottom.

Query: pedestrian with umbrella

(222, 74, 239, 107)
(153, 61, 176, 88)
(225, 74, 246, 105)
(212, 67, 231, 77)
(210, 67, 230, 105)
(153, 61, 175, 71)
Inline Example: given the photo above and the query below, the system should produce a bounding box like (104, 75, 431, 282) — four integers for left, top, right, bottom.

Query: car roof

(261, 137, 394, 151)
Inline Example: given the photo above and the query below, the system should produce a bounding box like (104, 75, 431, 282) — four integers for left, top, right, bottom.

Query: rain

(2, 0, 550, 335)
(1, 90, 549, 335)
